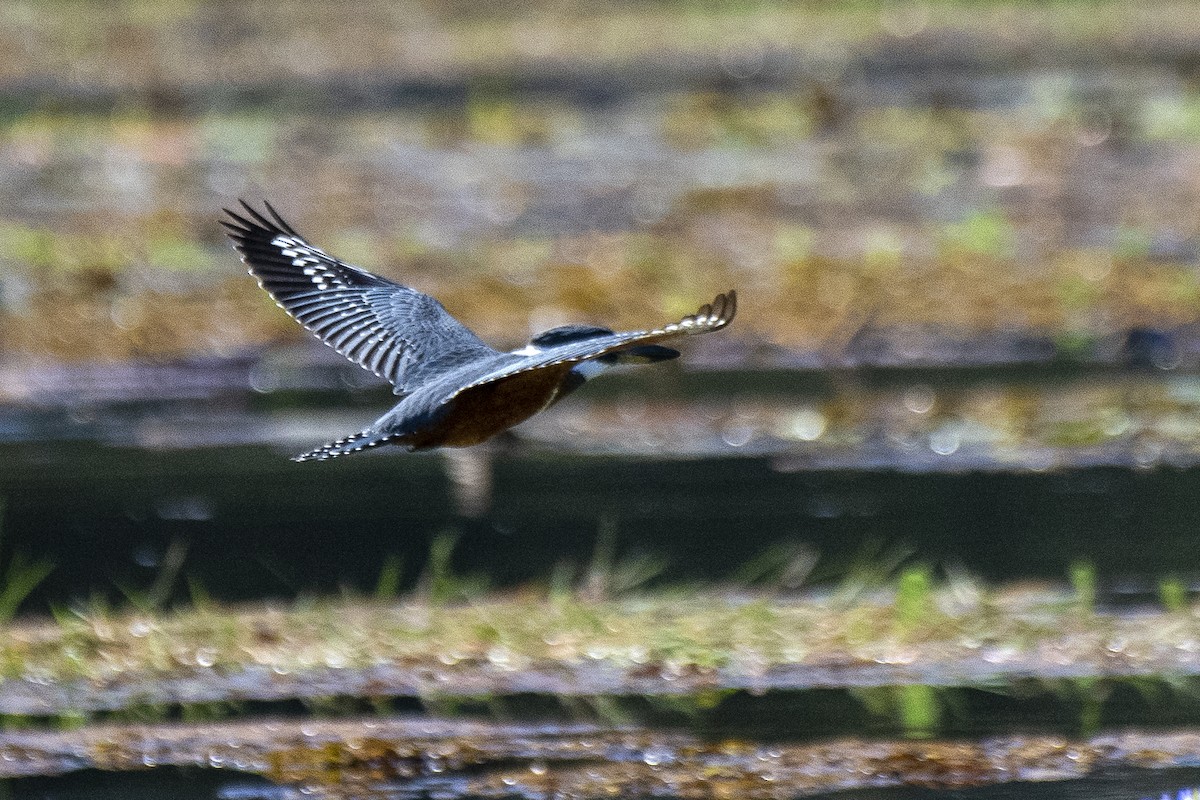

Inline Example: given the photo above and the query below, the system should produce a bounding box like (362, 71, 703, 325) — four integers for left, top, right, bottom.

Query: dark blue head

(529, 324, 614, 348)
(527, 324, 678, 363)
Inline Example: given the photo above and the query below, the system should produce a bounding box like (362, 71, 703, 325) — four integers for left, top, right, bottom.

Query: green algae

(6, 717, 1200, 797)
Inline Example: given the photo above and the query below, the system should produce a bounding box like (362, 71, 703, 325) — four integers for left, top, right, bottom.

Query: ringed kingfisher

(223, 201, 737, 462)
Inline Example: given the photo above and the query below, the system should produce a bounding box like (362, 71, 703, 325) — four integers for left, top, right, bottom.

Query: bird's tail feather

(293, 430, 398, 462)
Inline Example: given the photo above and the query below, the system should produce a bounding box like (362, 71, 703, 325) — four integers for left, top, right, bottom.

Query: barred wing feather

(223, 201, 497, 395)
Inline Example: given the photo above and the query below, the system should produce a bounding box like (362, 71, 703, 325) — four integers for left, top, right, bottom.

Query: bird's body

(223, 201, 736, 461)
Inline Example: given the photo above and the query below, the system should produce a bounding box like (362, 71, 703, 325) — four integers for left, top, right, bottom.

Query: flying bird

(223, 201, 737, 461)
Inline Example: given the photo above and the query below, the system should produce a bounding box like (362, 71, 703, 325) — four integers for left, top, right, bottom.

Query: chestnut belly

(407, 364, 576, 449)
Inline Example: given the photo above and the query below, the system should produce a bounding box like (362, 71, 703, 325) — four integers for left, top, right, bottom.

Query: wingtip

(706, 289, 737, 328)
(262, 199, 298, 235)
(224, 199, 300, 241)
(222, 206, 243, 222)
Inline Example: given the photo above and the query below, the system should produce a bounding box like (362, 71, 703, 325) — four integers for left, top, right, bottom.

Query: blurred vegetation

(0, 498, 53, 624)
(2, 572, 1200, 731)
(1, 1, 1200, 362)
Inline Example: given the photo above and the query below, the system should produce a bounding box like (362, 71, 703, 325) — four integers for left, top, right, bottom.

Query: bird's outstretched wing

(223, 201, 498, 395)
(450, 291, 737, 400)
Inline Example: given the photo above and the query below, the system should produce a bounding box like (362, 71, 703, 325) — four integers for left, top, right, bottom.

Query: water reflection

(6, 431, 1200, 607)
(8, 769, 287, 800)
(9, 770, 1200, 800)
(807, 770, 1200, 799)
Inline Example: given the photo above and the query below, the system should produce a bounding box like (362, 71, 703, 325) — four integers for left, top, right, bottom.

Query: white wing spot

(510, 344, 544, 356)
(574, 360, 608, 380)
